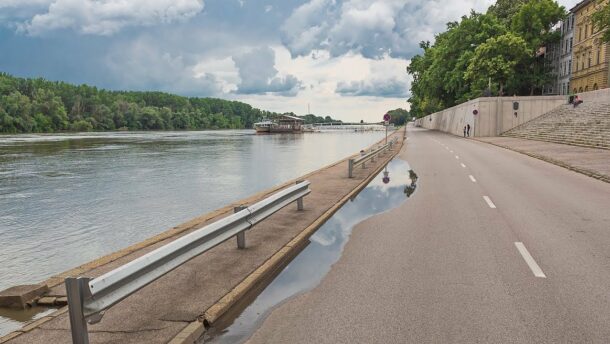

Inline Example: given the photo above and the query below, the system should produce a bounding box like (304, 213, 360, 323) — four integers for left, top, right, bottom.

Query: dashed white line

(483, 196, 496, 209)
(514, 242, 546, 278)
(450, 150, 454, 153)
(455, 155, 459, 159)
(469, 175, 476, 182)
(460, 163, 466, 168)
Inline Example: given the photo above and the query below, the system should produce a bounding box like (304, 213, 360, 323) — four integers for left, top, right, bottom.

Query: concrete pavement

(247, 126, 610, 343)
(477, 136, 610, 183)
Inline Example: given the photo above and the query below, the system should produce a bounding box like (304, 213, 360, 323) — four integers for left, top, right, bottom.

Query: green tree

(592, 1, 610, 43)
(465, 33, 532, 96)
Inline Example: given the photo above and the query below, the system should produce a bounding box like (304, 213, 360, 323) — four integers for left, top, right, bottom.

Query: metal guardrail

(348, 137, 399, 178)
(65, 181, 311, 344)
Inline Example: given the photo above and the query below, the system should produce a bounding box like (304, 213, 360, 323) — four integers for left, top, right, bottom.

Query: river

(0, 130, 385, 292)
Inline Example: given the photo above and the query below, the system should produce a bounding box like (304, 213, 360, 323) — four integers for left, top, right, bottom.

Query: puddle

(203, 158, 418, 344)
(0, 307, 56, 337)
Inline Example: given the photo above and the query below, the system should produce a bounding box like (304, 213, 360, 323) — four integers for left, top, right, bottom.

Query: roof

(279, 114, 305, 121)
(570, 0, 593, 13)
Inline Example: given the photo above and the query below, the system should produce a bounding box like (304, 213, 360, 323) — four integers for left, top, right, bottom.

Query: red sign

(473, 109, 479, 115)
(383, 113, 391, 122)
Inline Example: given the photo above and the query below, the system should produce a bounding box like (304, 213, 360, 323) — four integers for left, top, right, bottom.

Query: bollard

(234, 206, 247, 249)
(296, 181, 304, 210)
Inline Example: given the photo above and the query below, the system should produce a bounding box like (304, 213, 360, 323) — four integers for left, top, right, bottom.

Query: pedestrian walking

(463, 126, 467, 137)
(466, 124, 471, 137)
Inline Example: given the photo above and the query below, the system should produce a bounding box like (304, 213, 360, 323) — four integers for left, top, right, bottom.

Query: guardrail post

(348, 159, 354, 178)
(65, 277, 90, 344)
(296, 181, 304, 210)
(234, 206, 247, 249)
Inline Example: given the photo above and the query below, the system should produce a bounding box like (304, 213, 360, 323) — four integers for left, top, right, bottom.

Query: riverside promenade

(246, 125, 610, 343)
(0, 129, 405, 344)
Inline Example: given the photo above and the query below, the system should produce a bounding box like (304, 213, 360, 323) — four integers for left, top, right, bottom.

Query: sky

(0, 0, 580, 122)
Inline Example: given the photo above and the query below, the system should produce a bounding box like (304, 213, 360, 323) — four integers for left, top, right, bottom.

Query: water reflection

(205, 158, 417, 344)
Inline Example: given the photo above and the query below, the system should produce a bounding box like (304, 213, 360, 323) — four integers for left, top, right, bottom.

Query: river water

(0, 130, 385, 292)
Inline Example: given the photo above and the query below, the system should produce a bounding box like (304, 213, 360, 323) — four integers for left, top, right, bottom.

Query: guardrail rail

(65, 180, 311, 344)
(348, 137, 399, 178)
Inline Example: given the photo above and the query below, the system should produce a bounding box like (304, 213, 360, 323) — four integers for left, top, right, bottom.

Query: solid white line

(514, 242, 546, 278)
(469, 175, 476, 182)
(483, 196, 496, 208)
(455, 155, 459, 159)
(460, 163, 466, 168)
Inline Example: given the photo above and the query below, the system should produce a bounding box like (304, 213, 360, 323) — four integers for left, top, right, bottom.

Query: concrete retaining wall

(577, 88, 610, 103)
(415, 88, 609, 137)
(416, 96, 565, 137)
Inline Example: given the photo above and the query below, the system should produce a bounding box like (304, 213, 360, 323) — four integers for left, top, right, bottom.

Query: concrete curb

(475, 139, 610, 184)
(168, 130, 406, 344)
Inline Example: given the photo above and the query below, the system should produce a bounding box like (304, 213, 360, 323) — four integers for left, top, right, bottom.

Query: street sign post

(383, 113, 391, 144)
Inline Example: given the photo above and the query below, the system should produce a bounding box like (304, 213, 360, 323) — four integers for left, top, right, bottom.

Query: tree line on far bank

(0, 73, 339, 134)
(407, 0, 568, 118)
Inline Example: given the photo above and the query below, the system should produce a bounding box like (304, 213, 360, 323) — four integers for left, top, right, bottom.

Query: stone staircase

(502, 102, 610, 150)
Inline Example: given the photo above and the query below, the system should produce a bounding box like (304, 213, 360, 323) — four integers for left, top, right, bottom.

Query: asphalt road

(247, 126, 610, 344)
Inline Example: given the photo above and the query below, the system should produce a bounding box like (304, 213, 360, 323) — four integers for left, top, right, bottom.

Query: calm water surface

(0, 130, 385, 292)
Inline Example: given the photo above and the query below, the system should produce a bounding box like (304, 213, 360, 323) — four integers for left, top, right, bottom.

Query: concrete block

(36, 296, 57, 306)
(0, 284, 49, 309)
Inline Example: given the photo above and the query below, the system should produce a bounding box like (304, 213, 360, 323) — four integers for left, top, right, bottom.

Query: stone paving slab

(476, 137, 610, 183)
(1, 130, 405, 344)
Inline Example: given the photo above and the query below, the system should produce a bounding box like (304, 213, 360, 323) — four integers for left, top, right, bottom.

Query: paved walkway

(1, 131, 404, 344)
(248, 126, 610, 343)
(476, 136, 610, 183)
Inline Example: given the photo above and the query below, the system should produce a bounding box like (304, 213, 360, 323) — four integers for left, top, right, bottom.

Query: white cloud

(14, 0, 204, 36)
(265, 5, 273, 12)
(232, 46, 302, 96)
(233, 46, 409, 122)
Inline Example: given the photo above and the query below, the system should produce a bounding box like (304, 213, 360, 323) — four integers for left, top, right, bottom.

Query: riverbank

(0, 129, 405, 344)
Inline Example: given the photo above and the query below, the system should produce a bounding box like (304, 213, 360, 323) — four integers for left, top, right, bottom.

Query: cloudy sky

(0, 0, 579, 122)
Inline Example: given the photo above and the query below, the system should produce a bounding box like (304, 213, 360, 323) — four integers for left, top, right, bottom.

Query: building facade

(571, 0, 610, 93)
(543, 33, 561, 95)
(558, 13, 575, 95)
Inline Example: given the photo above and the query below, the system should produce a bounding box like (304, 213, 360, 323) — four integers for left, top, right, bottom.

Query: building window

(585, 25, 588, 38)
(579, 27, 582, 41)
(569, 38, 573, 52)
(568, 59, 572, 74)
(588, 52, 592, 68)
(597, 46, 601, 65)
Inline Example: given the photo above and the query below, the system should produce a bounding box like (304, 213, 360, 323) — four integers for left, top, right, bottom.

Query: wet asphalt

(247, 125, 610, 344)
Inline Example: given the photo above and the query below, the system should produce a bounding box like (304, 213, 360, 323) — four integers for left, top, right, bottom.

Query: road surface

(247, 126, 610, 344)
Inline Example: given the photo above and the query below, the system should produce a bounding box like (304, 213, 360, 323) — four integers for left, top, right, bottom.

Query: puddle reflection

(205, 158, 417, 344)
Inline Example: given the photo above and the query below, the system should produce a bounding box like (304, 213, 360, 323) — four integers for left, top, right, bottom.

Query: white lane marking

(514, 242, 546, 278)
(450, 150, 454, 153)
(455, 155, 459, 159)
(483, 196, 496, 209)
(469, 175, 476, 182)
(460, 163, 466, 168)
